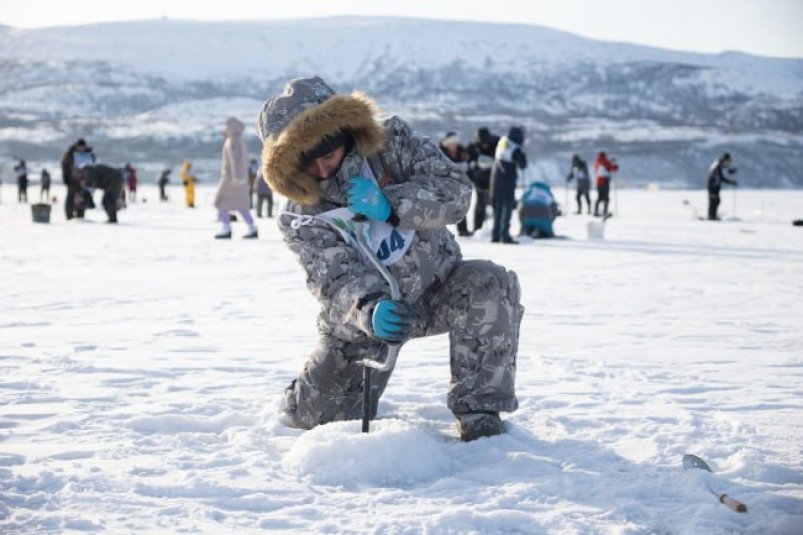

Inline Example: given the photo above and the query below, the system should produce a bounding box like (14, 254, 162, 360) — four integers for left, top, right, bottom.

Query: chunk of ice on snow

(282, 418, 451, 487)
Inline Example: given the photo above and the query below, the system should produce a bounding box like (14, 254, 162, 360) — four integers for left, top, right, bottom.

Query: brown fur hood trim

(261, 91, 386, 205)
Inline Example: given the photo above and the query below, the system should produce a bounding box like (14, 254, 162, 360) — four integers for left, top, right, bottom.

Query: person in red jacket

(124, 163, 138, 203)
(593, 151, 619, 217)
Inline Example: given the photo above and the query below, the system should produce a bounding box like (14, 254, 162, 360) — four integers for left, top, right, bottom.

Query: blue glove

(371, 299, 415, 343)
(348, 176, 391, 222)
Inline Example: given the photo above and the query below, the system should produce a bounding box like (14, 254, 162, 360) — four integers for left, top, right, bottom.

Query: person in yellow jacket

(180, 161, 197, 208)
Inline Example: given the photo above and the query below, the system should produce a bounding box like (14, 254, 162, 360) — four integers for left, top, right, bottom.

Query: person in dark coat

(61, 142, 76, 186)
(438, 132, 472, 236)
(158, 169, 171, 201)
(40, 168, 51, 202)
(466, 127, 499, 233)
(566, 154, 591, 214)
(84, 164, 124, 223)
(248, 158, 259, 209)
(490, 126, 527, 244)
(706, 152, 738, 221)
(61, 143, 77, 217)
(13, 159, 28, 203)
(254, 165, 274, 218)
(61, 138, 95, 219)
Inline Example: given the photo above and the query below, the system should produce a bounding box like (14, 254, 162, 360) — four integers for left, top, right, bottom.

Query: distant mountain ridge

(1, 16, 801, 186)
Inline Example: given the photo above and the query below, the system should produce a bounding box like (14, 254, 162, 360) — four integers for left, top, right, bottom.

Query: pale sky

(1, 0, 801, 58)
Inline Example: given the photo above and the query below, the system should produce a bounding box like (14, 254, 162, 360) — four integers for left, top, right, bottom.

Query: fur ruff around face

(261, 92, 386, 205)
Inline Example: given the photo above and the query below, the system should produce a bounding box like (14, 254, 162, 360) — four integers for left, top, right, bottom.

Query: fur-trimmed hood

(256, 77, 386, 205)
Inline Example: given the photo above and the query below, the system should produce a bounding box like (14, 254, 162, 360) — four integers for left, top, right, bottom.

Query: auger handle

(352, 217, 404, 433)
(361, 364, 371, 433)
(718, 494, 747, 513)
(352, 218, 401, 373)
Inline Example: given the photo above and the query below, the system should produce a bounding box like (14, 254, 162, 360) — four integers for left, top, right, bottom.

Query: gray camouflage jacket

(278, 116, 471, 342)
(256, 77, 472, 342)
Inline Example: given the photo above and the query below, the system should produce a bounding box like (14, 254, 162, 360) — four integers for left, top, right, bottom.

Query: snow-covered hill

(1, 17, 802, 186)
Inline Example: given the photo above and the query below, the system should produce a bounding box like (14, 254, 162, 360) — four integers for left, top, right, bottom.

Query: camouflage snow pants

(280, 259, 524, 430)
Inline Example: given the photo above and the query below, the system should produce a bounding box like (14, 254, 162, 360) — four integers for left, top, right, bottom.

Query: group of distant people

(437, 126, 623, 242)
(565, 151, 619, 217)
(438, 126, 528, 244)
(129, 118, 272, 239)
(430, 125, 742, 241)
(60, 138, 125, 222)
(10, 123, 734, 237)
(11, 115, 275, 238)
(567, 151, 738, 221)
(11, 160, 52, 204)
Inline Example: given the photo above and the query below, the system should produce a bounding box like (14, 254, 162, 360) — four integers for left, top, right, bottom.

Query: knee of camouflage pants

(280, 335, 392, 430)
(432, 260, 524, 416)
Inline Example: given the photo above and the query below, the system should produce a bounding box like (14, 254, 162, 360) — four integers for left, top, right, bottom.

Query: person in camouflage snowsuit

(257, 77, 523, 441)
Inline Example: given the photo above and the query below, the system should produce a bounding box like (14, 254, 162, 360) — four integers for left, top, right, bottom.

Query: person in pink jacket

(214, 117, 258, 239)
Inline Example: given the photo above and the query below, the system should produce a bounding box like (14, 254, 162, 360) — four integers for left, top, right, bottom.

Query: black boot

(243, 227, 258, 239)
(456, 412, 505, 442)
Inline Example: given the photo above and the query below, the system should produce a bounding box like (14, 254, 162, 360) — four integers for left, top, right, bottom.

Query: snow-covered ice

(1, 184, 802, 534)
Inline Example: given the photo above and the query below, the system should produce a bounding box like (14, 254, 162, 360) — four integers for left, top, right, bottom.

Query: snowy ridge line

(1, 18, 802, 187)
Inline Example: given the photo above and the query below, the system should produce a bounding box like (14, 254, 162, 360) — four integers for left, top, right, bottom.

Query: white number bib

(316, 207, 414, 266)
(316, 160, 414, 266)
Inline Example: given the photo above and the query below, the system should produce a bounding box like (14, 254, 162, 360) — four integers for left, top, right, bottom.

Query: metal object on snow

(682, 454, 747, 513)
